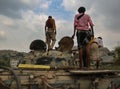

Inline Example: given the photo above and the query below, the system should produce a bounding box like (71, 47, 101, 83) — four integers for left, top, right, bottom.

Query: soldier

(45, 16, 56, 51)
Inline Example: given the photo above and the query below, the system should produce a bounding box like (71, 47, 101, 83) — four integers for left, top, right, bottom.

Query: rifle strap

(77, 14, 84, 20)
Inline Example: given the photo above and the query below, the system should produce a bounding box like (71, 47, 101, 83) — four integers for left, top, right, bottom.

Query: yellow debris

(18, 64, 50, 69)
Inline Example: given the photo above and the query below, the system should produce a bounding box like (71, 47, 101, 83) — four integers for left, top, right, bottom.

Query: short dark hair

(78, 7, 86, 13)
(48, 16, 52, 18)
(98, 37, 102, 40)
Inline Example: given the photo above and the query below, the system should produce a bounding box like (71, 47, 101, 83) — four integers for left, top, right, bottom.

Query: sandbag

(30, 39, 46, 51)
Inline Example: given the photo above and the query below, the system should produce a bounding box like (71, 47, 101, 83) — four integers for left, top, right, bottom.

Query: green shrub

(114, 46, 120, 64)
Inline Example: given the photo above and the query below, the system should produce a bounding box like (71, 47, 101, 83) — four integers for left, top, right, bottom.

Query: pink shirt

(74, 13, 94, 30)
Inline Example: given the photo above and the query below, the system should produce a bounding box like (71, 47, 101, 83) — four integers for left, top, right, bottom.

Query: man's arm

(88, 15, 94, 38)
(53, 19, 56, 34)
(90, 26, 94, 37)
(72, 15, 77, 39)
(72, 26, 76, 39)
(45, 23, 47, 36)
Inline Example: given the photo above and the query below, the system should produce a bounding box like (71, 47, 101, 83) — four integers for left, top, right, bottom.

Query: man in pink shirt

(72, 7, 94, 68)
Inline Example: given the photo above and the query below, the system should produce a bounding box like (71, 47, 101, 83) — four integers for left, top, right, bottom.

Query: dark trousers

(76, 30, 89, 67)
(76, 30, 88, 49)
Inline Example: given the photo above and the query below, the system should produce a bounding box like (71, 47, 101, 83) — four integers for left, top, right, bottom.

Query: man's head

(48, 16, 52, 19)
(78, 7, 86, 13)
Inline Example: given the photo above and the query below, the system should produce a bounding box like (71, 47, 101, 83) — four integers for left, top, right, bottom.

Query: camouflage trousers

(46, 28, 56, 50)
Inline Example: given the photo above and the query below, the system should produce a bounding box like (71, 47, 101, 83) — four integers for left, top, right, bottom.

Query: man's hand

(55, 30, 56, 34)
(91, 34, 94, 38)
(72, 34, 75, 39)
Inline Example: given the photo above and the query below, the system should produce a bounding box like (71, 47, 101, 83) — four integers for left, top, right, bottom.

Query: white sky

(0, 0, 120, 52)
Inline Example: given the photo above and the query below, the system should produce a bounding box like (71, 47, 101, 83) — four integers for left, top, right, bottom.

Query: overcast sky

(0, 0, 120, 52)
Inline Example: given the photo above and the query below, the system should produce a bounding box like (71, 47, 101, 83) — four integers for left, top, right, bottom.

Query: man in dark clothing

(45, 16, 56, 51)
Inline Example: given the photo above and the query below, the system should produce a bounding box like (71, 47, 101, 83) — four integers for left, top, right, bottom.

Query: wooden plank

(69, 70, 120, 74)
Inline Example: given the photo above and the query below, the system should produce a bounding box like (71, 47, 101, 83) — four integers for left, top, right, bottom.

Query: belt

(92, 41, 98, 45)
(48, 27, 53, 29)
(77, 30, 88, 33)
